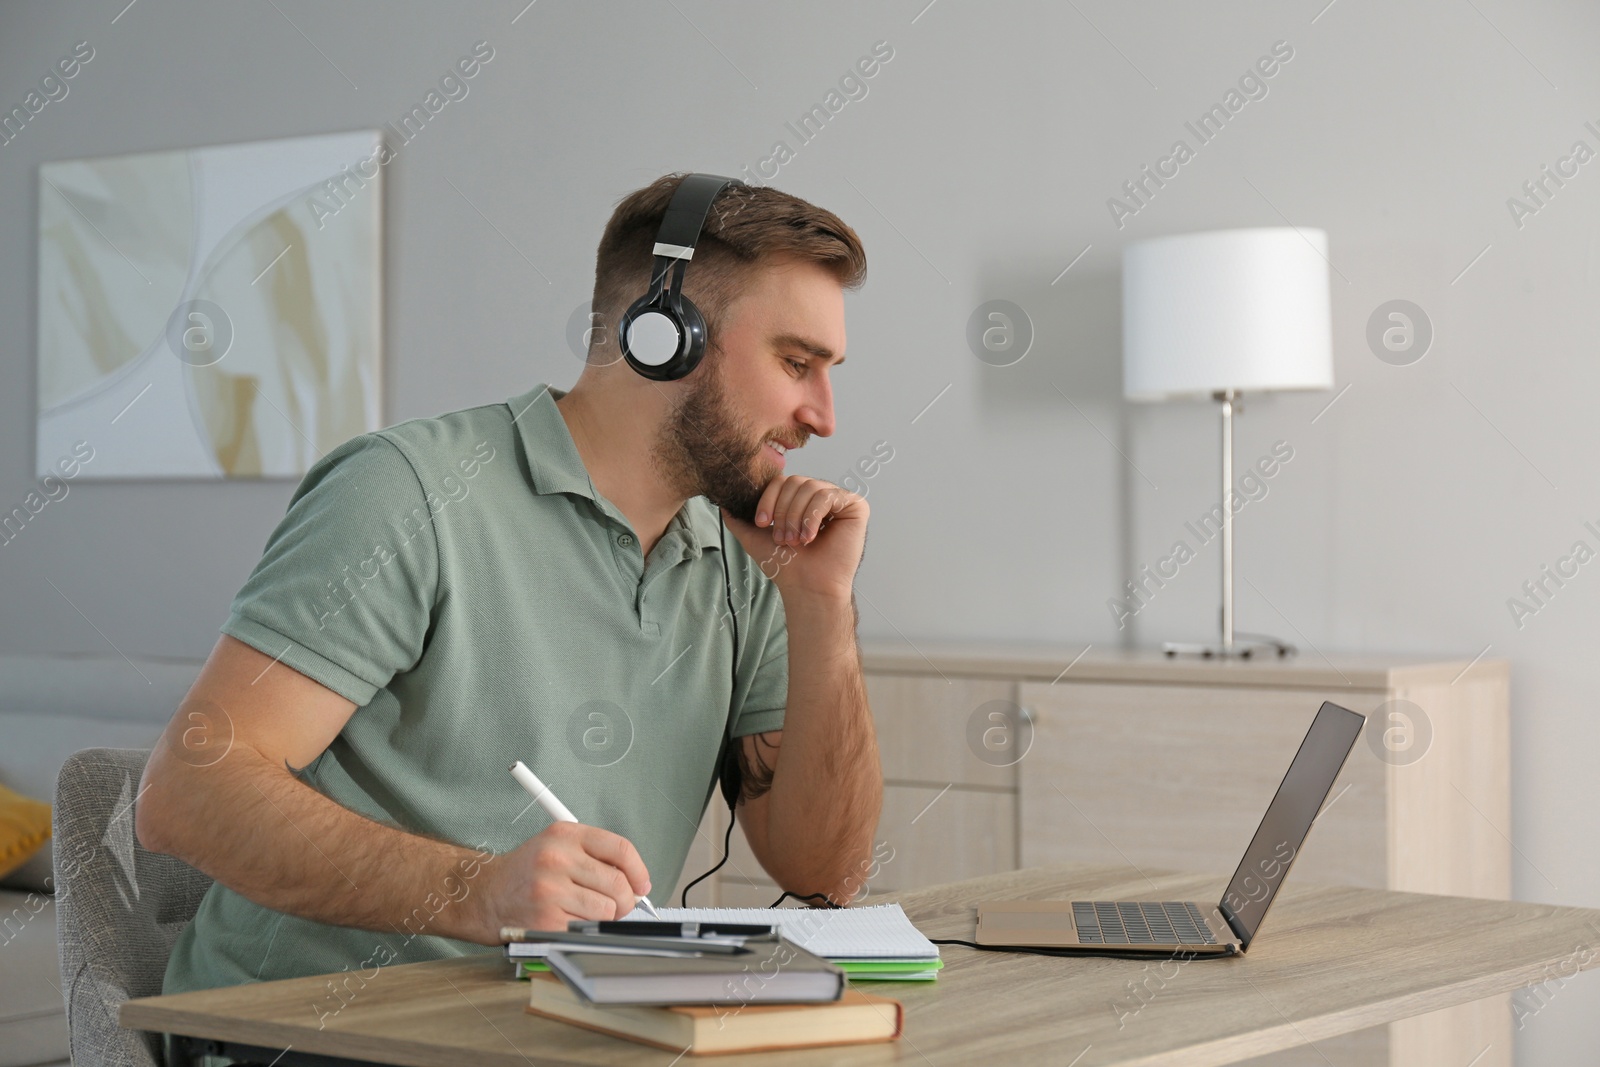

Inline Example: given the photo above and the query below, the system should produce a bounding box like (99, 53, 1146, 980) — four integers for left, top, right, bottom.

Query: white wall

(3, 1, 1599, 1059)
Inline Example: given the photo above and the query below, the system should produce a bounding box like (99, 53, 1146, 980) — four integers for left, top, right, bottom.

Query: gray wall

(4, 0, 1599, 1059)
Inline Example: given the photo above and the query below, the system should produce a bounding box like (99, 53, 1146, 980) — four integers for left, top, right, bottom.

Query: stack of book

(506, 925, 907, 1054)
(524, 971, 903, 1055)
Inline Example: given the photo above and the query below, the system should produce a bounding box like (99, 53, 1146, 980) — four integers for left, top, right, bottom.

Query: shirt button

(618, 534, 634, 547)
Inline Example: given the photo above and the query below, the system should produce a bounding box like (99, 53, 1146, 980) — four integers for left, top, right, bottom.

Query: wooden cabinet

(679, 640, 1512, 1067)
(700, 672, 1022, 906)
(1018, 682, 1390, 888)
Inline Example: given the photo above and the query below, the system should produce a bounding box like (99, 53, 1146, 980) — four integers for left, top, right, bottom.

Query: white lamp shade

(1122, 228, 1333, 401)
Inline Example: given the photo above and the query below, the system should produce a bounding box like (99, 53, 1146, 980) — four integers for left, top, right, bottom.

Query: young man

(138, 174, 883, 995)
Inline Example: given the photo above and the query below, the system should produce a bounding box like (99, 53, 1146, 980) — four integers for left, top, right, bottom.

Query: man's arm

(719, 477, 883, 904)
(734, 592, 881, 903)
(136, 634, 651, 944)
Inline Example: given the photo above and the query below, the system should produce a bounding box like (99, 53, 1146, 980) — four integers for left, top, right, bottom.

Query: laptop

(975, 700, 1366, 956)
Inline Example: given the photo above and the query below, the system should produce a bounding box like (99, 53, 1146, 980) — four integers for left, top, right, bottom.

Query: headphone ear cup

(620, 293, 682, 379)
(673, 297, 710, 377)
(621, 292, 711, 382)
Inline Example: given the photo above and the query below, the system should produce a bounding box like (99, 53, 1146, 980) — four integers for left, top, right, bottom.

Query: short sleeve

(729, 552, 787, 738)
(221, 432, 439, 707)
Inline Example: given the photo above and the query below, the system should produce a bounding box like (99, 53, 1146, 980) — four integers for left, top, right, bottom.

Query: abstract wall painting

(37, 129, 383, 478)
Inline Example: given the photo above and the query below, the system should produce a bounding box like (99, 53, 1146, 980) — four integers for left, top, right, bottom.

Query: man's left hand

(721, 476, 867, 603)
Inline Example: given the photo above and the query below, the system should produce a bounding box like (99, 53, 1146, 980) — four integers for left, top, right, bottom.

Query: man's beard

(655, 366, 782, 524)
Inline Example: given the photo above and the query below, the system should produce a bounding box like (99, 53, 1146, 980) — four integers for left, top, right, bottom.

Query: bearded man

(137, 173, 884, 999)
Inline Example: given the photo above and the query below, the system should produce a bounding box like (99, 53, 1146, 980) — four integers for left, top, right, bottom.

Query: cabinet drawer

(872, 783, 1016, 890)
(723, 782, 1015, 895)
(1018, 682, 1387, 889)
(868, 672, 1020, 789)
(715, 877, 786, 908)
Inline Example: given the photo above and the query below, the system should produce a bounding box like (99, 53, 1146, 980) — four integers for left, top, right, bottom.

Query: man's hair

(589, 174, 866, 361)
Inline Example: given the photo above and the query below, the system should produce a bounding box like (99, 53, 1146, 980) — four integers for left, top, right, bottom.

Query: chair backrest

(54, 748, 214, 1067)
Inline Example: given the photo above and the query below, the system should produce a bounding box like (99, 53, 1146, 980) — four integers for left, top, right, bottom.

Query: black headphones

(629, 176, 844, 910)
(619, 173, 743, 382)
(621, 174, 751, 901)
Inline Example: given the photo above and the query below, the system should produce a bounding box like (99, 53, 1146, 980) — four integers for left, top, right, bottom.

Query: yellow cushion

(0, 782, 52, 881)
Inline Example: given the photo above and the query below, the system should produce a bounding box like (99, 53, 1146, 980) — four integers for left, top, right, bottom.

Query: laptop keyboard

(1072, 901, 1217, 945)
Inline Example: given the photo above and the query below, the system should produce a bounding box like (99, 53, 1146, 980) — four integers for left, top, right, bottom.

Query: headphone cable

(679, 514, 744, 907)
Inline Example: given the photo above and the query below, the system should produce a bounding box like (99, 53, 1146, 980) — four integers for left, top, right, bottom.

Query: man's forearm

(760, 591, 882, 899)
(138, 745, 497, 944)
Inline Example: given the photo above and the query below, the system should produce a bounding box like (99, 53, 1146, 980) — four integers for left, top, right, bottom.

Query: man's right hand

(138, 635, 659, 951)
(470, 821, 653, 941)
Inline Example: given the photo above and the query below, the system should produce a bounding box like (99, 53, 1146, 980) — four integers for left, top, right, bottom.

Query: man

(137, 174, 883, 997)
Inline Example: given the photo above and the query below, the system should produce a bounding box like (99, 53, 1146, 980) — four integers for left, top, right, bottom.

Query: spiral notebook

(509, 903, 942, 980)
(615, 903, 941, 978)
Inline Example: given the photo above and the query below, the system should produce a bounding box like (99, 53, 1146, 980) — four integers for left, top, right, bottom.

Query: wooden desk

(699, 643, 1511, 1065)
(123, 864, 1599, 1067)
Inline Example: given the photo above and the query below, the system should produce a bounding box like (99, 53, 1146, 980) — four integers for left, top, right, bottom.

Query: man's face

(656, 257, 847, 522)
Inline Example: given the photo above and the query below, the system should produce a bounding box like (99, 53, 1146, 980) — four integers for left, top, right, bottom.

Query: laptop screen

(1217, 701, 1366, 949)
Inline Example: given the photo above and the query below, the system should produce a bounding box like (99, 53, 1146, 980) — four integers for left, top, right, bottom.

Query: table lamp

(1121, 227, 1333, 658)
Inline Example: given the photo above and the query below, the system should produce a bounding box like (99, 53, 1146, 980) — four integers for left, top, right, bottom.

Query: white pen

(509, 760, 662, 919)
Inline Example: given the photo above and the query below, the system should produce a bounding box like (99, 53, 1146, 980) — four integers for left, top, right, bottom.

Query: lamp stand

(1162, 389, 1295, 660)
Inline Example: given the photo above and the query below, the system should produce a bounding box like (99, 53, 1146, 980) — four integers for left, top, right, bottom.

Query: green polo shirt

(162, 383, 788, 996)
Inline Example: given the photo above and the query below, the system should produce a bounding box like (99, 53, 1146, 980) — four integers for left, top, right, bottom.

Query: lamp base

(1162, 635, 1296, 660)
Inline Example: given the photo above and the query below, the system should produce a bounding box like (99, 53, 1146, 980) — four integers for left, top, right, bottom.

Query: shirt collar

(507, 383, 724, 555)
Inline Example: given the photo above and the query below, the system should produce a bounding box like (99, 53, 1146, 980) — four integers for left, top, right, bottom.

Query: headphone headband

(619, 173, 744, 381)
(653, 173, 737, 260)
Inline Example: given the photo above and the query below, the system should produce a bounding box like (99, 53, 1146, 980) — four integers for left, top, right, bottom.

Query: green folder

(518, 957, 941, 981)
(834, 958, 943, 981)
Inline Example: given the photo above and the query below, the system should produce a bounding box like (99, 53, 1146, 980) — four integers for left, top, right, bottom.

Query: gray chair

(54, 748, 214, 1067)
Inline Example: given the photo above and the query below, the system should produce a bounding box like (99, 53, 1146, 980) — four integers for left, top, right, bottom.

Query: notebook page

(618, 902, 939, 960)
